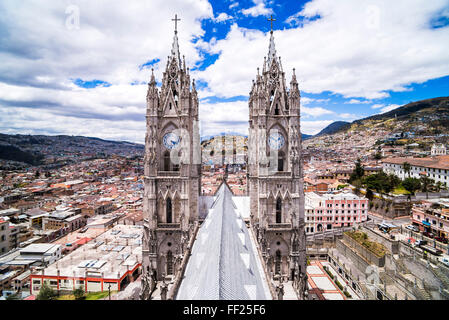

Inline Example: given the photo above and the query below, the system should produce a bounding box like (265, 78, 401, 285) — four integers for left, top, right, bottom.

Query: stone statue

(160, 275, 168, 300)
(276, 280, 284, 300)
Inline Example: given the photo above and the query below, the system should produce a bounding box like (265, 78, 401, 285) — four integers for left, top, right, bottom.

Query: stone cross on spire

(268, 15, 276, 33)
(172, 14, 181, 34)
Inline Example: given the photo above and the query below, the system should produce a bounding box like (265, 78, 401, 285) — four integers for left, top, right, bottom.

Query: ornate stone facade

(248, 30, 307, 299)
(141, 25, 201, 299)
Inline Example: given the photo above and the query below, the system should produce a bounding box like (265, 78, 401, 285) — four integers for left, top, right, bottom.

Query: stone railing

(157, 223, 181, 229)
(157, 171, 180, 177)
(268, 223, 292, 230)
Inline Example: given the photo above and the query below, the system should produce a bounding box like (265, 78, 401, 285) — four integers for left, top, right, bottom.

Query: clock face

(268, 132, 285, 150)
(163, 132, 180, 150)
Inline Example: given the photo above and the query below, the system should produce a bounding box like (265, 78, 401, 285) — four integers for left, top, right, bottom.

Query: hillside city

(1, 98, 449, 300)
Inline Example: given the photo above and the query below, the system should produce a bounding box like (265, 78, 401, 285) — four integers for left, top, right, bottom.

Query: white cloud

(302, 106, 334, 117)
(229, 2, 239, 10)
(2, 0, 449, 142)
(241, 0, 273, 17)
(200, 0, 449, 101)
(339, 113, 357, 120)
(348, 99, 371, 104)
(371, 103, 401, 114)
(214, 12, 233, 22)
(301, 120, 334, 135)
(0, 0, 213, 143)
(199, 100, 249, 136)
(379, 104, 401, 114)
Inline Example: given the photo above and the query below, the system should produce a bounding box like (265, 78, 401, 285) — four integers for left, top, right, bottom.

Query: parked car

(441, 258, 449, 267)
(435, 237, 448, 244)
(423, 232, 434, 238)
(406, 225, 419, 232)
(416, 240, 427, 246)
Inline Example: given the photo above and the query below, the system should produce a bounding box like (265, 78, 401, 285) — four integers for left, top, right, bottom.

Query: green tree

(363, 172, 393, 196)
(402, 178, 421, 196)
(388, 174, 401, 190)
(5, 293, 20, 300)
(374, 152, 382, 160)
(36, 283, 57, 300)
(402, 162, 411, 177)
(350, 158, 365, 183)
(352, 179, 362, 195)
(366, 188, 374, 201)
(73, 286, 85, 300)
(420, 175, 432, 199)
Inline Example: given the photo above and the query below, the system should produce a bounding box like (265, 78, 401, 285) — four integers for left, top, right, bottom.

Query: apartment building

(0, 219, 10, 255)
(383, 155, 449, 186)
(305, 192, 368, 234)
(411, 201, 449, 238)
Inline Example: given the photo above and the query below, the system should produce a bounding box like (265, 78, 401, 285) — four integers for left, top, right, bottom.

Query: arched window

(173, 151, 181, 172)
(164, 151, 171, 171)
(166, 251, 173, 275)
(276, 197, 282, 223)
(166, 197, 172, 223)
(275, 250, 281, 275)
(274, 103, 280, 115)
(174, 91, 178, 107)
(270, 90, 275, 102)
(278, 151, 284, 172)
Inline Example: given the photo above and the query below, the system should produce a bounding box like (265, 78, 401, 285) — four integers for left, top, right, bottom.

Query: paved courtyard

(307, 260, 346, 300)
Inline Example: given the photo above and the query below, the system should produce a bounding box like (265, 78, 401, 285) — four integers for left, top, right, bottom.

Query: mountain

(302, 133, 313, 140)
(304, 96, 449, 151)
(315, 121, 351, 137)
(0, 145, 43, 165)
(0, 134, 144, 167)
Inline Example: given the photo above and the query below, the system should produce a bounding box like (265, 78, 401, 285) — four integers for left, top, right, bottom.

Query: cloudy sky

(1, 0, 449, 143)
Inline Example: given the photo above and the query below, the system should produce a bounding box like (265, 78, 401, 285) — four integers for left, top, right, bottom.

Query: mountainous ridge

(304, 96, 449, 152)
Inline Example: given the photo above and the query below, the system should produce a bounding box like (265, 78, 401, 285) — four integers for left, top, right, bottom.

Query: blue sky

(0, 0, 448, 143)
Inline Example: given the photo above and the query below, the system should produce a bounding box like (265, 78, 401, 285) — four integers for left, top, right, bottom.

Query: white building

(17, 243, 62, 266)
(0, 218, 10, 255)
(431, 144, 447, 156)
(383, 155, 449, 186)
(30, 224, 142, 295)
(305, 192, 368, 234)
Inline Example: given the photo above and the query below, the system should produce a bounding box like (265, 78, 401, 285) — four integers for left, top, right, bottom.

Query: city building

(305, 192, 368, 234)
(431, 143, 447, 156)
(383, 155, 449, 186)
(411, 200, 449, 238)
(29, 224, 142, 295)
(0, 219, 10, 255)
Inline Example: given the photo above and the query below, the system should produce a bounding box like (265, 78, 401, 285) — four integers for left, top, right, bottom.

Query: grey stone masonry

(141, 25, 201, 299)
(248, 30, 307, 299)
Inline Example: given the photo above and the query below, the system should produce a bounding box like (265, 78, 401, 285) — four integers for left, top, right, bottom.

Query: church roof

(176, 183, 272, 300)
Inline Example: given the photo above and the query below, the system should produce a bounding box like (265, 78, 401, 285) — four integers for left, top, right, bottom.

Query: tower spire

(267, 29, 277, 67)
(170, 14, 182, 67)
(267, 15, 277, 67)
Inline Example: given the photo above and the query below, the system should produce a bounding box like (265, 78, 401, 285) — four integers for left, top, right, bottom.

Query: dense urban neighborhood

(1, 112, 449, 300)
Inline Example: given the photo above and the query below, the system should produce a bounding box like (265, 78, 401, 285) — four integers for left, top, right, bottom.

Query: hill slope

(305, 96, 449, 151)
(315, 121, 351, 137)
(0, 134, 144, 167)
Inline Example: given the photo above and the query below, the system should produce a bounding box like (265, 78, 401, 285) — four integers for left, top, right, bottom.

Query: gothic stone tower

(142, 21, 201, 295)
(248, 29, 307, 299)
